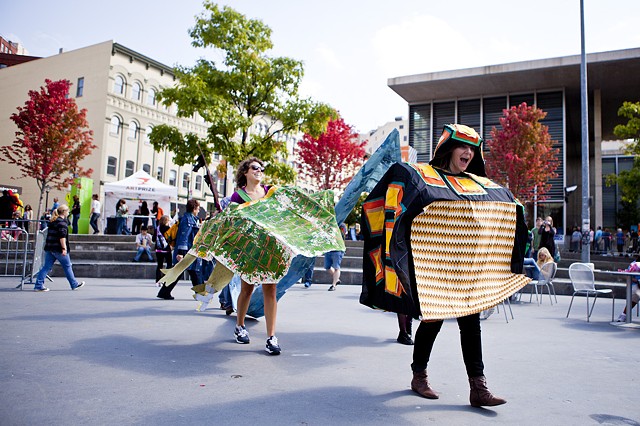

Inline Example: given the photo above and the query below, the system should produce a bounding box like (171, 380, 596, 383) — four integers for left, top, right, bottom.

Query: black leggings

(155, 250, 173, 282)
(157, 269, 199, 298)
(411, 313, 484, 378)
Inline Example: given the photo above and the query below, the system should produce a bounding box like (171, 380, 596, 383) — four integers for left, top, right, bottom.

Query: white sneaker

(616, 313, 627, 322)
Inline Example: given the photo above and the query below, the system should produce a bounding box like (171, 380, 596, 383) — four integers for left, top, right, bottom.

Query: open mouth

(460, 157, 470, 164)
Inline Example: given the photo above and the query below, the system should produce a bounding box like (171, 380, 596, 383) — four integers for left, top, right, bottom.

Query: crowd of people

(15, 129, 640, 409)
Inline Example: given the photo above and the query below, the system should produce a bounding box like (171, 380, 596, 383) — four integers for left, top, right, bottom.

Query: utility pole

(580, 0, 591, 263)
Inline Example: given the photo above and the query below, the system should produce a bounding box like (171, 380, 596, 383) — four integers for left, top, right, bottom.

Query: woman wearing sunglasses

(228, 157, 282, 355)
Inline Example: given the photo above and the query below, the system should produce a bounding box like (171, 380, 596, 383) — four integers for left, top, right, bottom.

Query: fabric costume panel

(158, 186, 346, 307)
(158, 130, 401, 318)
(360, 162, 529, 320)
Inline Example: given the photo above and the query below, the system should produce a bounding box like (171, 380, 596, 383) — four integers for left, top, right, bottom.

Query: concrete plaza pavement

(1, 276, 639, 426)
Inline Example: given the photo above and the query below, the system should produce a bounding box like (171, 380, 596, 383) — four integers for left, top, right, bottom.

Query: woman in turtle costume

(360, 124, 530, 407)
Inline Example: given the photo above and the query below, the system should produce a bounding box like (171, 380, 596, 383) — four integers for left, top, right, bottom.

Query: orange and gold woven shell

(411, 200, 530, 320)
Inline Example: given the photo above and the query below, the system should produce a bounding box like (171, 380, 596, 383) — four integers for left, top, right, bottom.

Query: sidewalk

(1, 277, 638, 425)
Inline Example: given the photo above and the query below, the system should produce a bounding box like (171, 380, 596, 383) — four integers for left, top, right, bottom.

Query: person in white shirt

(132, 225, 154, 262)
(89, 194, 101, 234)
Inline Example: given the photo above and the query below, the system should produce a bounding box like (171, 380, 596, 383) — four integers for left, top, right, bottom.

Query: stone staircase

(47, 235, 635, 297)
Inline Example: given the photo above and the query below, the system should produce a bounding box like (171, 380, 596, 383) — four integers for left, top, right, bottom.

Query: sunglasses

(250, 165, 265, 172)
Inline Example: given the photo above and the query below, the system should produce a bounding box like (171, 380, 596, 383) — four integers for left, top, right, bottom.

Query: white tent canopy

(103, 170, 177, 226)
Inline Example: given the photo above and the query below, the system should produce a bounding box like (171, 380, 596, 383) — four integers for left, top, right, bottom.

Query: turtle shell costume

(360, 124, 530, 320)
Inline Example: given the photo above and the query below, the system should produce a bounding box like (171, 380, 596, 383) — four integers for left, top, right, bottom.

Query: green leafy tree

(606, 101, 640, 227)
(0, 79, 95, 222)
(149, 1, 335, 186)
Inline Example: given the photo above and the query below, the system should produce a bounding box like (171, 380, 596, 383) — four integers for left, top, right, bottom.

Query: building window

(76, 77, 84, 97)
(157, 166, 164, 181)
(195, 175, 203, 191)
(142, 163, 151, 174)
(107, 156, 117, 176)
(128, 121, 139, 141)
(182, 172, 190, 188)
(216, 175, 226, 196)
(147, 88, 156, 106)
(125, 160, 135, 177)
(113, 75, 125, 95)
(143, 125, 153, 145)
(110, 116, 121, 135)
(169, 170, 177, 186)
(131, 82, 142, 101)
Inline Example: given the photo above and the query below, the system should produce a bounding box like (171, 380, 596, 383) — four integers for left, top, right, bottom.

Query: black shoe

(397, 331, 414, 345)
(157, 295, 174, 300)
(328, 285, 336, 291)
(72, 281, 85, 291)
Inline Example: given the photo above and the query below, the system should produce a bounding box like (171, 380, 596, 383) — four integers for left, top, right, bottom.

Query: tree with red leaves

(1, 79, 96, 222)
(485, 103, 559, 205)
(296, 117, 366, 191)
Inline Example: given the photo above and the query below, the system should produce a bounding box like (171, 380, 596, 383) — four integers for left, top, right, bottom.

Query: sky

(3, 0, 640, 133)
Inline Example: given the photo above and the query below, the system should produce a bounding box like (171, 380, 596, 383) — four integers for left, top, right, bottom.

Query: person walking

(115, 199, 130, 235)
(33, 205, 85, 292)
(156, 199, 201, 300)
(154, 215, 172, 283)
(70, 195, 81, 234)
(325, 250, 344, 291)
(229, 157, 282, 355)
(89, 194, 101, 234)
(151, 201, 163, 230)
(22, 204, 33, 234)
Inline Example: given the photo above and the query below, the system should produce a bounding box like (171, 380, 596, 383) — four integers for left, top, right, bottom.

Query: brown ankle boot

(411, 370, 439, 399)
(469, 376, 506, 407)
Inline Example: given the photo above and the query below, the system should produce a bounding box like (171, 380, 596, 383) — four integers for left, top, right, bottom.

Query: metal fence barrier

(0, 220, 49, 290)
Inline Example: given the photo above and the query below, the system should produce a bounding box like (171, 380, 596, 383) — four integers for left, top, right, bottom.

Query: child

(132, 225, 154, 262)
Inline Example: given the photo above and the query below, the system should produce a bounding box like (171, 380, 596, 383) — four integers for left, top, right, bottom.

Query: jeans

(90, 213, 100, 233)
(116, 217, 130, 235)
(523, 258, 540, 280)
(35, 250, 80, 289)
(303, 263, 314, 285)
(412, 313, 484, 377)
(72, 214, 80, 234)
(134, 247, 153, 261)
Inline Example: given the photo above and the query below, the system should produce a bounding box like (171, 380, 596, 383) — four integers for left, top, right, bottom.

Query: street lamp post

(44, 185, 51, 215)
(580, 0, 591, 263)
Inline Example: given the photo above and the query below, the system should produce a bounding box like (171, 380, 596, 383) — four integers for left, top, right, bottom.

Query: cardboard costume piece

(360, 124, 530, 320)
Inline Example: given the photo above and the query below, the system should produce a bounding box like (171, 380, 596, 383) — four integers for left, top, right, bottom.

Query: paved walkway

(1, 277, 638, 425)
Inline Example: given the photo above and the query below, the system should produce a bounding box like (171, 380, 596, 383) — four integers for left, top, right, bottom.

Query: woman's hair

(51, 204, 69, 222)
(92, 194, 99, 200)
(545, 216, 553, 227)
(159, 215, 170, 226)
(235, 157, 264, 188)
(536, 247, 553, 266)
(430, 141, 467, 171)
(25, 204, 32, 211)
(186, 199, 200, 213)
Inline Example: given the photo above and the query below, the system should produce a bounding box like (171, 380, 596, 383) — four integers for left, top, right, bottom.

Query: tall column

(593, 89, 603, 231)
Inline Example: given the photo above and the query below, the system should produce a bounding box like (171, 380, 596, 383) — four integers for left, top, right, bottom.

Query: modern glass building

(388, 48, 640, 237)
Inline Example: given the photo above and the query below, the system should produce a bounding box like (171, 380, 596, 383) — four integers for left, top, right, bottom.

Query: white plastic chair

(566, 263, 615, 322)
(528, 262, 558, 305)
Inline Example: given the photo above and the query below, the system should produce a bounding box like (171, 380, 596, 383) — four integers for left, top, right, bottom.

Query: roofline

(112, 42, 176, 77)
(388, 47, 640, 87)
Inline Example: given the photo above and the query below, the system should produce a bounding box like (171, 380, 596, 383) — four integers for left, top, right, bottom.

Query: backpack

(164, 221, 179, 248)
